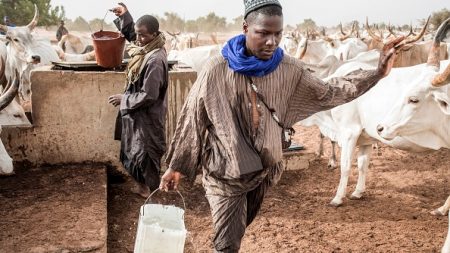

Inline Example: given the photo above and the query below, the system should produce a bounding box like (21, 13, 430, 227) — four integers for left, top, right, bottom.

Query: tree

(69, 16, 89, 31)
(429, 8, 450, 30)
(195, 12, 227, 33)
(185, 20, 199, 33)
(0, 0, 65, 26)
(228, 15, 244, 31)
(296, 18, 317, 31)
(401, 24, 411, 31)
(88, 18, 115, 32)
(160, 12, 185, 32)
(284, 24, 295, 32)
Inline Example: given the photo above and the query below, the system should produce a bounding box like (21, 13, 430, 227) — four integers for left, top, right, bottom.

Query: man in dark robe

(56, 20, 68, 42)
(109, 2, 168, 198)
(161, 0, 406, 251)
(1, 16, 15, 35)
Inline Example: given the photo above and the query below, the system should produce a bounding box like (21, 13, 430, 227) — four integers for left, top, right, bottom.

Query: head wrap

(222, 34, 283, 77)
(243, 0, 282, 18)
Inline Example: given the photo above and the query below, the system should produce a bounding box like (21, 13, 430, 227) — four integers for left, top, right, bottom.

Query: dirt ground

(0, 164, 107, 253)
(107, 125, 450, 253)
(0, 126, 448, 252)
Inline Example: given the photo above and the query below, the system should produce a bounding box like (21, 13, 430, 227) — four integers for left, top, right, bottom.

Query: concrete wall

(1, 67, 197, 167)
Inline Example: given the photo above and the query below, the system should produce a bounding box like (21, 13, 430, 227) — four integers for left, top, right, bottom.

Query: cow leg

(437, 197, 450, 253)
(431, 195, 450, 216)
(442, 212, 450, 253)
(317, 133, 325, 157)
(330, 130, 359, 207)
(0, 134, 13, 175)
(328, 141, 338, 169)
(373, 142, 382, 156)
(350, 144, 372, 200)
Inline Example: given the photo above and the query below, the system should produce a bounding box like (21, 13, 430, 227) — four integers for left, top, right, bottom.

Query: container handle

(142, 188, 187, 215)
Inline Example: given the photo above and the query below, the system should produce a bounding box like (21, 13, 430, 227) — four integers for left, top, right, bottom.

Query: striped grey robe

(165, 54, 381, 252)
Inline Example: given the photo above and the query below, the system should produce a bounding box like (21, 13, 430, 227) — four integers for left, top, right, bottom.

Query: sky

(51, 0, 450, 27)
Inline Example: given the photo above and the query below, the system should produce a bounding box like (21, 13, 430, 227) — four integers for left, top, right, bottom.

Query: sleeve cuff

(120, 11, 134, 30)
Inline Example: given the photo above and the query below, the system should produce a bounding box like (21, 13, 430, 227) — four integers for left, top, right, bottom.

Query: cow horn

(299, 39, 308, 59)
(379, 28, 384, 40)
(426, 17, 449, 70)
(27, 4, 39, 31)
(388, 22, 397, 37)
(428, 18, 450, 86)
(365, 17, 382, 42)
(166, 31, 176, 37)
(295, 38, 308, 59)
(396, 16, 430, 50)
(406, 23, 414, 37)
(0, 58, 6, 88)
(340, 33, 352, 41)
(340, 22, 355, 41)
(352, 22, 360, 38)
(339, 22, 347, 36)
(0, 70, 20, 111)
(432, 63, 450, 87)
(0, 58, 5, 82)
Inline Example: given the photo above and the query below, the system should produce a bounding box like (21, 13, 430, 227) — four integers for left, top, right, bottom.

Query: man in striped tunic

(160, 0, 404, 251)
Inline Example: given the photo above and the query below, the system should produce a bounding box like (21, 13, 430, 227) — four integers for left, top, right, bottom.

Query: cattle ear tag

(432, 91, 450, 115)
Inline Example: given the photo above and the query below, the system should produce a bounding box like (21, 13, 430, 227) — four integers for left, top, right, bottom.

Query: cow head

(376, 66, 449, 139)
(0, 4, 41, 102)
(376, 18, 450, 149)
(166, 32, 200, 51)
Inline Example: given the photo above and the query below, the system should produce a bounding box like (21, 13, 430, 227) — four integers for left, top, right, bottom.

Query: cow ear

(432, 90, 450, 115)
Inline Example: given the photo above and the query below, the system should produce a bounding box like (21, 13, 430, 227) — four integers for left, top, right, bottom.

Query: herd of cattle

(1, 4, 450, 251)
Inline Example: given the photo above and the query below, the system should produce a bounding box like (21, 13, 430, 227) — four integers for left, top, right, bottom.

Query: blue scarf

(221, 34, 283, 77)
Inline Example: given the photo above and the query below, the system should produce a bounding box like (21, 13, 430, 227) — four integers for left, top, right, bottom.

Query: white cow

(301, 19, 450, 208)
(305, 60, 450, 206)
(166, 32, 199, 51)
(304, 49, 380, 79)
(168, 44, 222, 72)
(294, 37, 368, 64)
(0, 5, 60, 102)
(310, 21, 433, 166)
(52, 45, 95, 62)
(58, 33, 93, 54)
(0, 5, 96, 101)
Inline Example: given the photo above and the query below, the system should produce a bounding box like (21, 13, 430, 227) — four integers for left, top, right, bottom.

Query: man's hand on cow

(160, 168, 182, 192)
(108, 94, 123, 107)
(377, 36, 405, 78)
(110, 2, 128, 17)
